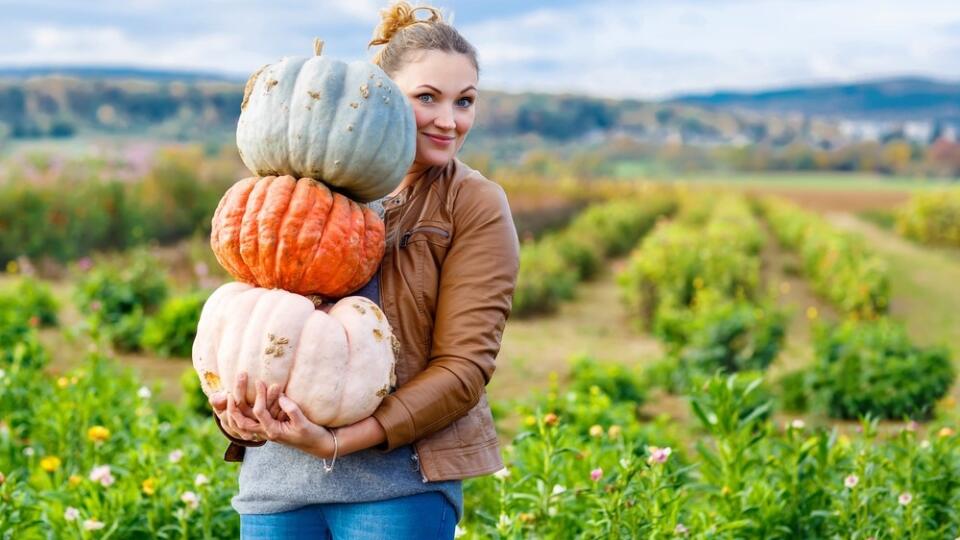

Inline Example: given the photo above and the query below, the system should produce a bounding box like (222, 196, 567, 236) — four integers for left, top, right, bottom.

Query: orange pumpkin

(210, 175, 384, 298)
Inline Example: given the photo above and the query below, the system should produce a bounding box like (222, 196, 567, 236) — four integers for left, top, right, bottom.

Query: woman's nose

(434, 108, 456, 130)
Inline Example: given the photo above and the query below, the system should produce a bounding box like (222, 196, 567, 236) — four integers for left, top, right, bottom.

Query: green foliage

(0, 146, 237, 265)
(141, 291, 208, 358)
(896, 189, 960, 247)
(776, 368, 814, 413)
(810, 317, 954, 420)
(74, 251, 168, 351)
(0, 277, 58, 327)
(762, 197, 890, 319)
(513, 196, 676, 317)
(569, 356, 647, 405)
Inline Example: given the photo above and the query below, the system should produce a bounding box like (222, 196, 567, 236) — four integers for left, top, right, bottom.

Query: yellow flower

(806, 306, 819, 320)
(938, 427, 955, 438)
(6, 260, 18, 274)
(57, 377, 69, 389)
(589, 425, 604, 438)
(721, 485, 732, 496)
(524, 415, 537, 427)
(68, 474, 83, 487)
(693, 276, 704, 289)
(142, 477, 156, 496)
(40, 456, 61, 472)
(87, 426, 110, 443)
(608, 425, 622, 439)
(543, 413, 559, 427)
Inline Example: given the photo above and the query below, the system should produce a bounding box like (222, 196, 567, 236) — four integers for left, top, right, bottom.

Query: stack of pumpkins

(192, 40, 416, 427)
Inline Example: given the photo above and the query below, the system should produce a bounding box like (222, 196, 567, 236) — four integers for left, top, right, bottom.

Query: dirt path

(490, 259, 662, 403)
(825, 212, 960, 348)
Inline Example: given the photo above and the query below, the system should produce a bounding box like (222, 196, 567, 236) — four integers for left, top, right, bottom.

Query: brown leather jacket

(218, 158, 519, 482)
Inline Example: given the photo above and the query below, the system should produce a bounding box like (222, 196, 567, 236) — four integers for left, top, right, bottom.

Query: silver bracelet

(322, 429, 339, 473)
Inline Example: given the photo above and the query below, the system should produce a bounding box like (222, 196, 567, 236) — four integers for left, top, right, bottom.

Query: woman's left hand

(251, 380, 336, 459)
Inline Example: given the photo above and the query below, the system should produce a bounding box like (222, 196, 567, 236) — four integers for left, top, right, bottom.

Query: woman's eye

(417, 94, 434, 103)
(456, 97, 474, 108)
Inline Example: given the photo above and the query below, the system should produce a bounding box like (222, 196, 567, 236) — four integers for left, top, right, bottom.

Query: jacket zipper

(411, 445, 428, 482)
(400, 226, 450, 248)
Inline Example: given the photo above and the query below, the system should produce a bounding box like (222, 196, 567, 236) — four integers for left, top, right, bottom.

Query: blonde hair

(368, 1, 479, 77)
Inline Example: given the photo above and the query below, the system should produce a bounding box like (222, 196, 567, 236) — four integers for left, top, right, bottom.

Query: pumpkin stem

(314, 38, 324, 57)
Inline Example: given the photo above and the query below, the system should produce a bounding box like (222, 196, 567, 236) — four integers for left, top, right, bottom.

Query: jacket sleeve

(372, 178, 519, 451)
(213, 412, 266, 462)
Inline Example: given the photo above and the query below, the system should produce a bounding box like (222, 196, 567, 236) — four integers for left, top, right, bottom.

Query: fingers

(278, 394, 305, 427)
(252, 381, 279, 439)
(234, 372, 252, 413)
(267, 383, 283, 419)
(227, 393, 262, 435)
(208, 392, 227, 414)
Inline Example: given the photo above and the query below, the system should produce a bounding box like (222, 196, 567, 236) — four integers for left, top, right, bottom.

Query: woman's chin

(416, 150, 455, 167)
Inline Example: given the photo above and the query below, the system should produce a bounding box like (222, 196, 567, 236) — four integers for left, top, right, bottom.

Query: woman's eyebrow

(417, 84, 478, 94)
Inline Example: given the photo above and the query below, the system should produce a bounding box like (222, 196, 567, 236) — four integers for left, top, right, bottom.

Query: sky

(2, 0, 959, 99)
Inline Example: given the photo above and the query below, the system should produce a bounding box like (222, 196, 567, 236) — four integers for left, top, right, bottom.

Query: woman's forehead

(394, 50, 478, 90)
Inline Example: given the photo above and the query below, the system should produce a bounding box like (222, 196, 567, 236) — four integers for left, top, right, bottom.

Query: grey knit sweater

(230, 197, 464, 520)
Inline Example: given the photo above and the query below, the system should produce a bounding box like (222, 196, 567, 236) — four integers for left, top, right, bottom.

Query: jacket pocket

(400, 223, 451, 248)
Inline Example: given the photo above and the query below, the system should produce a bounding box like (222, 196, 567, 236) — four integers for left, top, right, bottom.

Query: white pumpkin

(236, 40, 416, 203)
(192, 281, 398, 427)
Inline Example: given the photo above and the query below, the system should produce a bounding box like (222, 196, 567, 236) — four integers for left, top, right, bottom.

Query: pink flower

(590, 467, 603, 482)
(77, 257, 93, 272)
(89, 465, 114, 487)
(647, 446, 672, 465)
(844, 474, 859, 489)
(898, 492, 912, 506)
(168, 449, 184, 463)
(181, 491, 200, 509)
(63, 507, 79, 521)
(675, 523, 688, 535)
(89, 300, 102, 312)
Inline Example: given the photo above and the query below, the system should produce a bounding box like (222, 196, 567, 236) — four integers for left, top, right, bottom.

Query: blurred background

(4, 2, 960, 536)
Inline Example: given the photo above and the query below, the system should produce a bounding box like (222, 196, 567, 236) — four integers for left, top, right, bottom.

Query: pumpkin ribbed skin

(236, 53, 415, 203)
(210, 176, 384, 298)
(192, 282, 398, 427)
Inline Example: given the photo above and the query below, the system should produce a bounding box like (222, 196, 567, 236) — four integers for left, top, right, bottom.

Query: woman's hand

(208, 371, 286, 443)
(251, 380, 336, 459)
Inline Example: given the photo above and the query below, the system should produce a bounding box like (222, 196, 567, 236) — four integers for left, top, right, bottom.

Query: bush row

(896, 189, 960, 247)
(760, 197, 889, 319)
(512, 195, 677, 317)
(619, 195, 786, 379)
(0, 147, 239, 266)
(760, 198, 954, 420)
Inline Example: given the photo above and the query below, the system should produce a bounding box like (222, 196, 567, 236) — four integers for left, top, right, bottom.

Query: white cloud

(462, 0, 960, 98)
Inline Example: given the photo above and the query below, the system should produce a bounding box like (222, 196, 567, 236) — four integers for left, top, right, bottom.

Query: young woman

(208, 3, 519, 538)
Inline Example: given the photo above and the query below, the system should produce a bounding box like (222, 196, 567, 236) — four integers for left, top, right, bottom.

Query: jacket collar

(384, 160, 460, 211)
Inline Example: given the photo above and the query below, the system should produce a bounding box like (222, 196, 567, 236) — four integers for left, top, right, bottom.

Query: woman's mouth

(423, 133, 455, 146)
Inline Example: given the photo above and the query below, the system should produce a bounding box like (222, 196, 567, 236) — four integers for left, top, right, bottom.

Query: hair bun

(369, 1, 442, 47)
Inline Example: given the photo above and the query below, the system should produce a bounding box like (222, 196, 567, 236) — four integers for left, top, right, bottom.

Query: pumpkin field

(3, 143, 960, 539)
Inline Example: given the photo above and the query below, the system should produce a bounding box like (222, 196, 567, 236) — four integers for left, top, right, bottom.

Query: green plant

(811, 317, 954, 420)
(141, 291, 208, 357)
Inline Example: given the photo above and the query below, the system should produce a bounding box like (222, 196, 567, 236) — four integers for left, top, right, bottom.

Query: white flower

(63, 507, 80, 521)
(498, 514, 510, 528)
(920, 439, 931, 449)
(790, 419, 806, 430)
(619, 457, 631, 469)
(89, 465, 115, 487)
(675, 523, 689, 535)
(552, 484, 566, 495)
(194, 473, 209, 487)
(844, 475, 859, 489)
(83, 519, 105, 531)
(181, 490, 200, 510)
(493, 467, 510, 480)
(168, 449, 184, 463)
(548, 506, 558, 517)
(0, 368, 6, 379)
(23, 446, 35, 457)
(898, 492, 913, 506)
(137, 386, 152, 399)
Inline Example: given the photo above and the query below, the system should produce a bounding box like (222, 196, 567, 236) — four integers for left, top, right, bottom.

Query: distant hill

(0, 66, 956, 148)
(672, 77, 960, 121)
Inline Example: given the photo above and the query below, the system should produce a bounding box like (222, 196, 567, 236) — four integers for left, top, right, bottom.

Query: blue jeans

(240, 492, 457, 540)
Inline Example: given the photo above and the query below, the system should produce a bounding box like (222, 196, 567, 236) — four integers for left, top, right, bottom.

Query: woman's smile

(423, 132, 455, 146)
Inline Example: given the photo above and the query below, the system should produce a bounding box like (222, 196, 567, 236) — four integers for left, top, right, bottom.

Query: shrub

(74, 251, 168, 350)
(896, 189, 960, 246)
(811, 317, 954, 420)
(0, 277, 58, 327)
(142, 292, 208, 357)
(569, 355, 646, 405)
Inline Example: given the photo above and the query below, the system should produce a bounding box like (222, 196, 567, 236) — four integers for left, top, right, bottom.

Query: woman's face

(391, 50, 478, 167)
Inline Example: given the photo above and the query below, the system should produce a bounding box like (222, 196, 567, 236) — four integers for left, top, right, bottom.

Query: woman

(207, 3, 520, 538)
